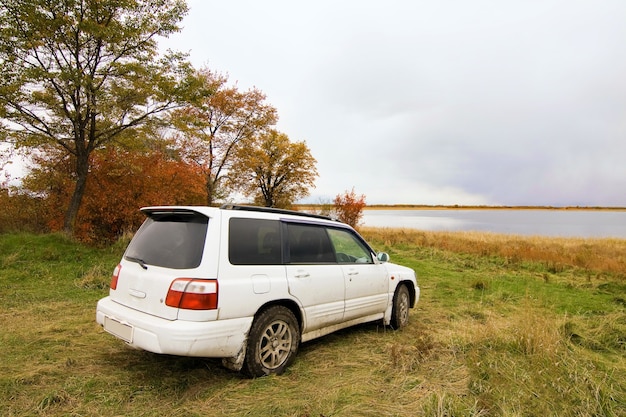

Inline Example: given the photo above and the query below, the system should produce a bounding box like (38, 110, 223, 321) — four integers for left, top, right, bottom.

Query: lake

(361, 209, 626, 239)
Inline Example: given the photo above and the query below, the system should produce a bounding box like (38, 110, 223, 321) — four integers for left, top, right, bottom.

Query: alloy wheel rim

(259, 320, 292, 369)
(399, 292, 409, 324)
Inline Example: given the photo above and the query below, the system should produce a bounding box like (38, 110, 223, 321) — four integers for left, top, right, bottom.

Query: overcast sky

(160, 0, 626, 206)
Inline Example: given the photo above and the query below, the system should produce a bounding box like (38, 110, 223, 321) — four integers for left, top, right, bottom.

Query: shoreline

(295, 204, 626, 211)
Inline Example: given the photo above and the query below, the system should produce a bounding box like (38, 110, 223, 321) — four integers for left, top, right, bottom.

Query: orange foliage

(334, 187, 367, 228)
(26, 147, 206, 242)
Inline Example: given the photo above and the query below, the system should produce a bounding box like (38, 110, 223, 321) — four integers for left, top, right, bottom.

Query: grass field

(1, 231, 625, 416)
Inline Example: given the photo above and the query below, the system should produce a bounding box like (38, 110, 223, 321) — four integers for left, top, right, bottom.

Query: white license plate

(104, 316, 133, 343)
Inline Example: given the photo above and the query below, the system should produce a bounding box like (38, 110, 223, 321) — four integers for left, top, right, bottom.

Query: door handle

(294, 271, 310, 278)
(347, 269, 358, 276)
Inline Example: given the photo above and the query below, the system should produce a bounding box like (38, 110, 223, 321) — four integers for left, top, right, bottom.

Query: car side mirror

(377, 252, 389, 263)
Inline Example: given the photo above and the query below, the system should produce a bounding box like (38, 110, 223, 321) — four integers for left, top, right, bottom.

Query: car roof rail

(220, 204, 337, 222)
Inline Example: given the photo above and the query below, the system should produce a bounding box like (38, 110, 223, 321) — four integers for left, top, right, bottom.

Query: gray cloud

(162, 0, 626, 206)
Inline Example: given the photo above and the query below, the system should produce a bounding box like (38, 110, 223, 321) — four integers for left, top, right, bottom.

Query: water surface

(361, 209, 626, 238)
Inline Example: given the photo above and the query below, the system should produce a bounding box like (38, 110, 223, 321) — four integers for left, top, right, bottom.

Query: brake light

(110, 264, 121, 290)
(165, 278, 218, 310)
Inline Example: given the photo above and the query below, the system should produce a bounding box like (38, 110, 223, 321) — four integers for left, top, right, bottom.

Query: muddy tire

(391, 284, 410, 329)
(243, 305, 300, 377)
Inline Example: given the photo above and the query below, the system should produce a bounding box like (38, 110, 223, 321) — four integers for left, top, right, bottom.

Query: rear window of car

(125, 212, 208, 269)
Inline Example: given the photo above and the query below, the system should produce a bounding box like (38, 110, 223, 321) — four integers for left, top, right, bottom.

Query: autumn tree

(334, 187, 367, 228)
(230, 129, 318, 208)
(0, 0, 196, 234)
(172, 69, 278, 205)
(24, 142, 205, 242)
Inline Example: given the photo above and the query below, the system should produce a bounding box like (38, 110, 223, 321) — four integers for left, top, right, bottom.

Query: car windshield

(125, 212, 208, 269)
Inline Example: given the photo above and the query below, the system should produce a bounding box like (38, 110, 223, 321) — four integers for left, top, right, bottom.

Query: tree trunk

(63, 154, 90, 235)
(206, 176, 215, 206)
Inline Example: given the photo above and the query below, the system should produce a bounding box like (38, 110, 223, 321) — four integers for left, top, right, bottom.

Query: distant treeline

(296, 204, 626, 211)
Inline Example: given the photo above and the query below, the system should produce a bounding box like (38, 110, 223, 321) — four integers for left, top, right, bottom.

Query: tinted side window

(229, 218, 281, 265)
(287, 223, 336, 263)
(125, 212, 208, 269)
(327, 228, 373, 264)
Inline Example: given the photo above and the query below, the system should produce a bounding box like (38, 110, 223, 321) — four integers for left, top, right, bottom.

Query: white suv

(96, 205, 420, 377)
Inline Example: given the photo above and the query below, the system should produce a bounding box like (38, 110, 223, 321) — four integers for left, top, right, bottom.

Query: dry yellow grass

(361, 227, 626, 276)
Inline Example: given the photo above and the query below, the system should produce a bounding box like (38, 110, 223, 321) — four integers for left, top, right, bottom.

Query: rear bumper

(96, 296, 253, 358)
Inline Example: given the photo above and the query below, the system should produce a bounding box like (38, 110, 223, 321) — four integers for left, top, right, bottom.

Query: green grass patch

(1, 231, 625, 416)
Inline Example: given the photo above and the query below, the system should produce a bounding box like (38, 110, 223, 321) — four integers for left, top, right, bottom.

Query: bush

(0, 187, 49, 233)
(333, 187, 366, 228)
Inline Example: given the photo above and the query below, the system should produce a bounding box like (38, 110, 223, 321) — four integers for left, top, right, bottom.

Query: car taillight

(110, 264, 121, 290)
(165, 278, 218, 310)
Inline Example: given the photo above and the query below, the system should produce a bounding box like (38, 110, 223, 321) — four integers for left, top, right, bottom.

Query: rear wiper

(126, 256, 148, 270)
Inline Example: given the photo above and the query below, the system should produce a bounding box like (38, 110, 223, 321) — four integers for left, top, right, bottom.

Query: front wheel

(243, 305, 300, 377)
(391, 284, 411, 329)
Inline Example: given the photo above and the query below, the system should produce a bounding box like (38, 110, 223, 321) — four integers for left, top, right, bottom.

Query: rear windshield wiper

(126, 256, 148, 270)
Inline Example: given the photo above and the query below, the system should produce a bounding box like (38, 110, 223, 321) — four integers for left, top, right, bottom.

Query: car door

(327, 228, 389, 321)
(217, 216, 288, 321)
(284, 222, 345, 332)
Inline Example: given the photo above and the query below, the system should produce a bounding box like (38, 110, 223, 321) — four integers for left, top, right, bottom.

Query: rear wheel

(391, 284, 410, 329)
(243, 305, 300, 377)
